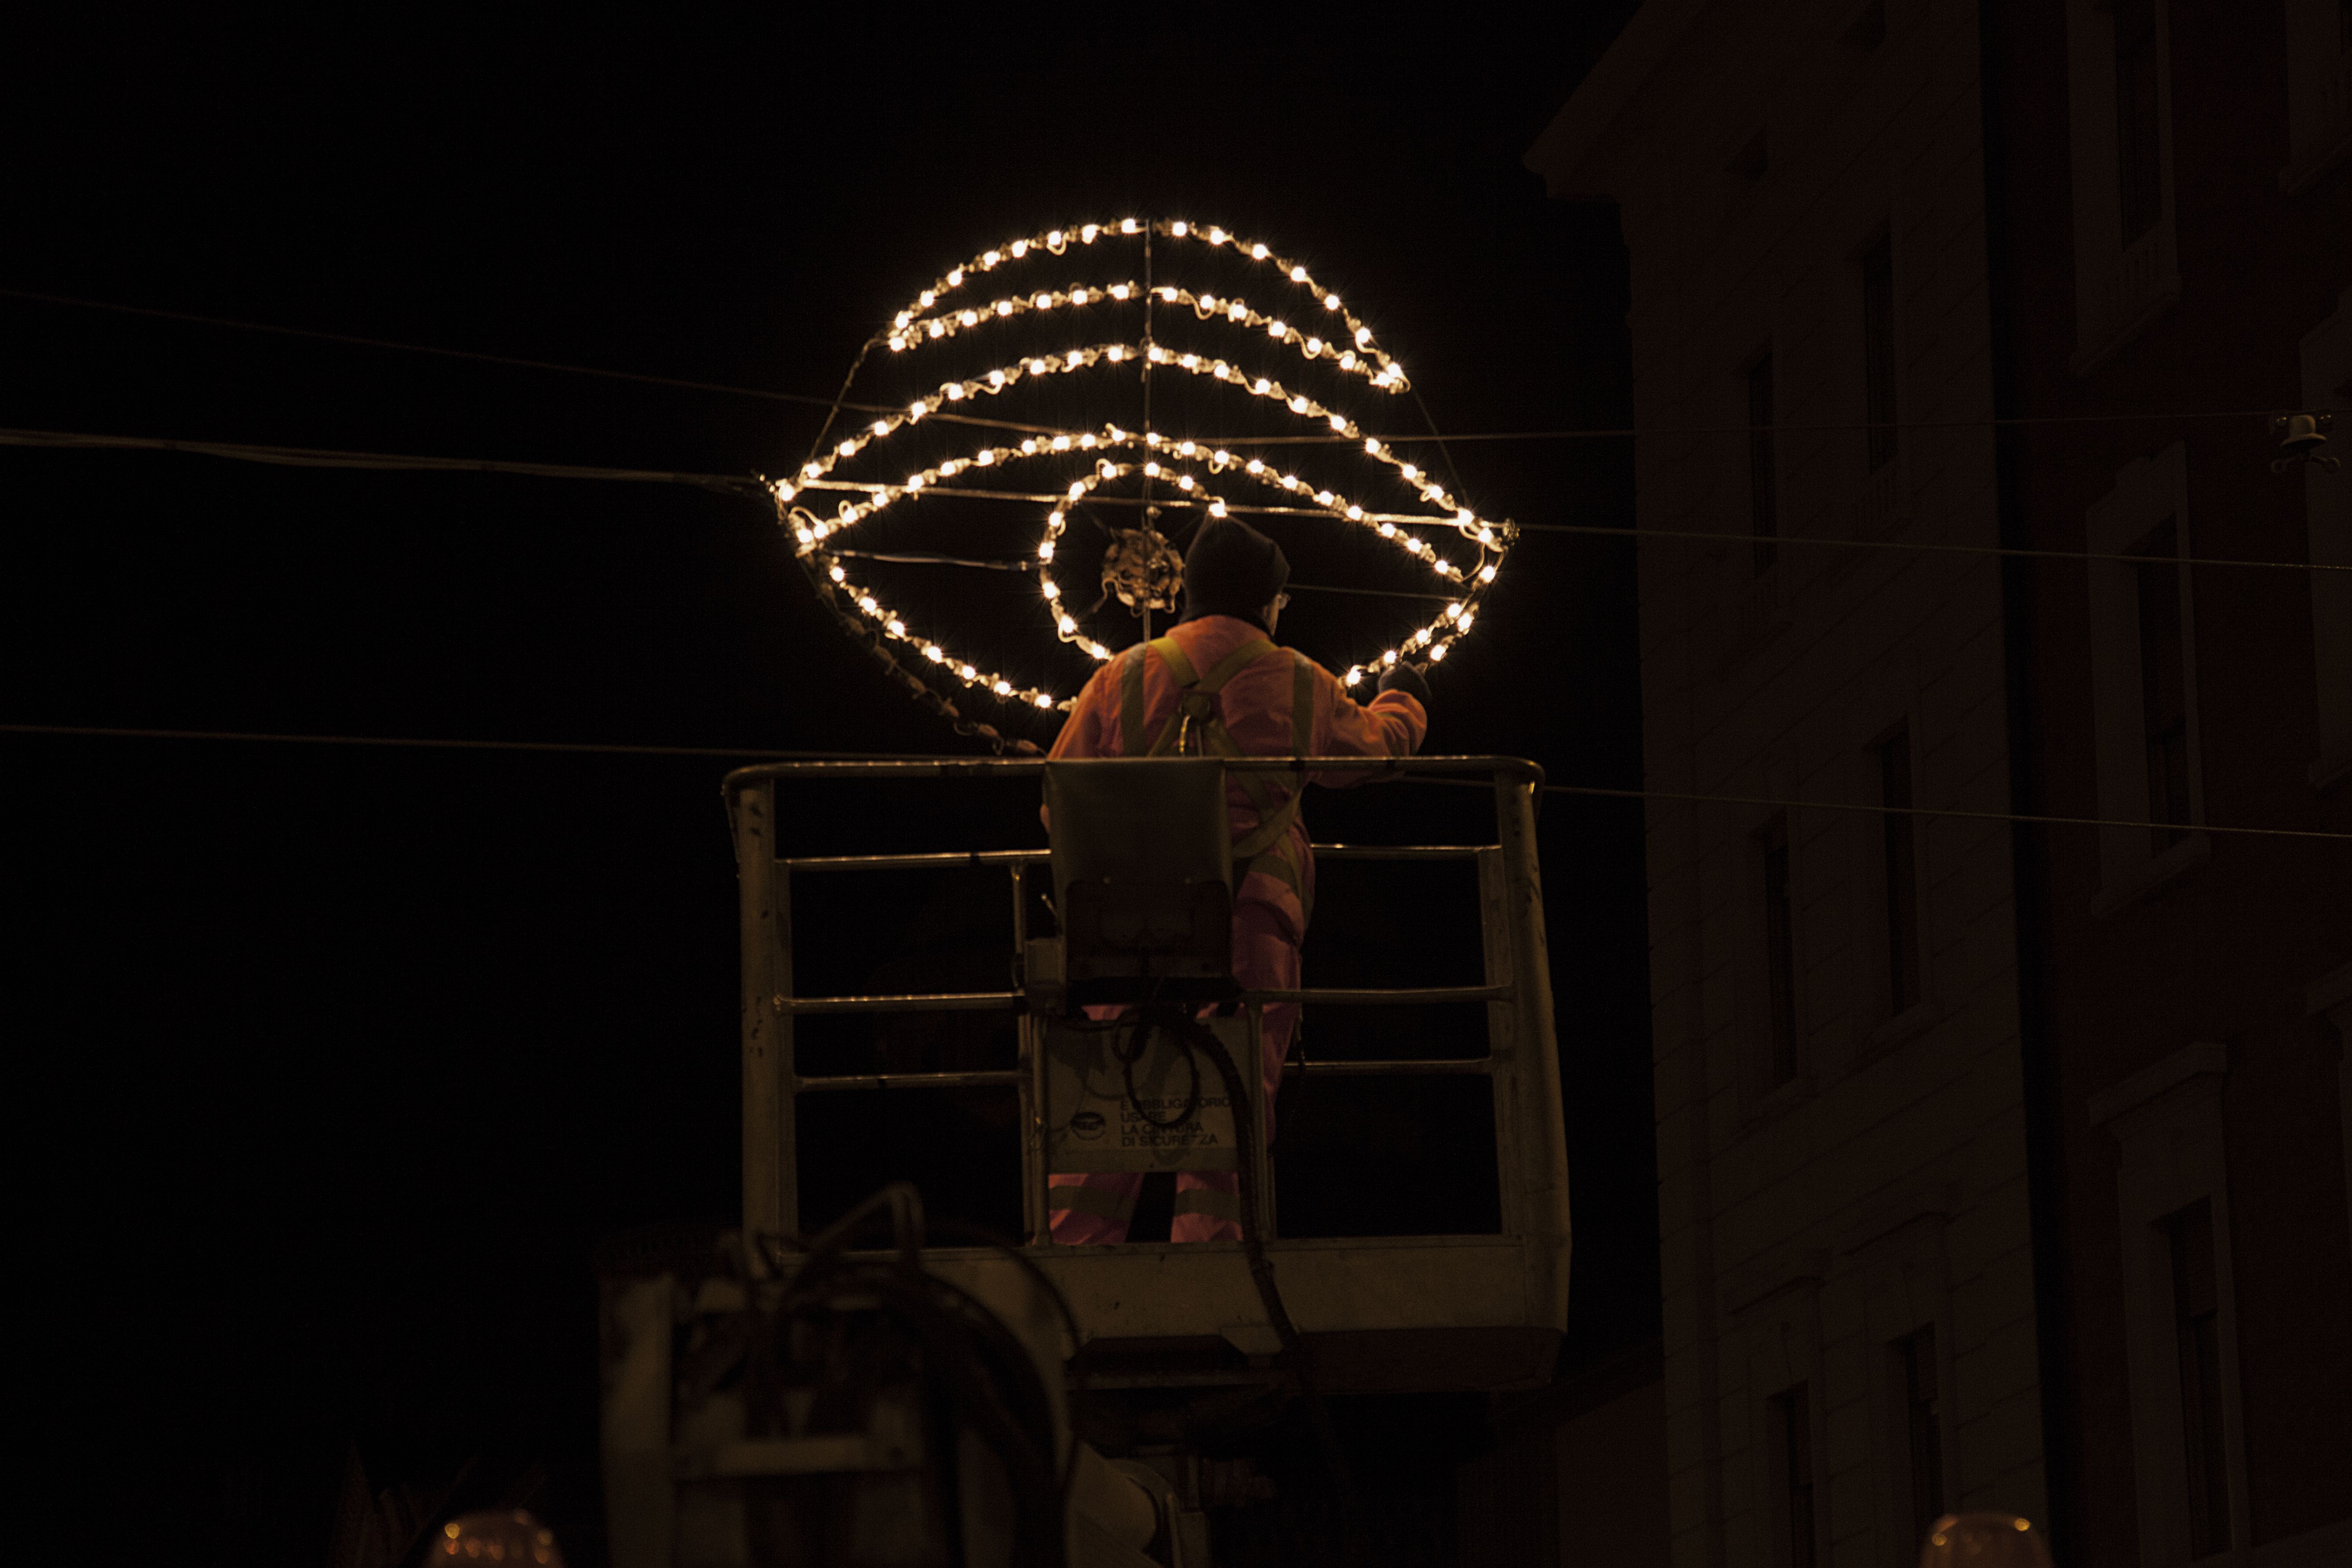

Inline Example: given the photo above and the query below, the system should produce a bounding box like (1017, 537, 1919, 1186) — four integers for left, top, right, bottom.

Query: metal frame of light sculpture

(777, 219, 1516, 723)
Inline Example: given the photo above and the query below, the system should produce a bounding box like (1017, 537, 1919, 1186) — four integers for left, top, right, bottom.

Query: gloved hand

(1377, 663, 1432, 706)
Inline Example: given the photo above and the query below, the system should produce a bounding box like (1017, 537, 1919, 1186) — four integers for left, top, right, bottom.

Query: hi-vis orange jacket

(1046, 614, 1428, 943)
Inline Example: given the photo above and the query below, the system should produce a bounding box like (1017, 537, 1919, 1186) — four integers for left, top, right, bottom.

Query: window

(2063, 0, 2180, 369)
(1861, 233, 1898, 472)
(2113, 0, 2164, 243)
(2089, 1043, 2247, 1567)
(1760, 814, 1799, 1086)
(1768, 1383, 1819, 1568)
(2163, 1201, 2232, 1557)
(1875, 724, 1921, 1015)
(1894, 1328, 1945, 1550)
(1749, 351, 1779, 574)
(2085, 444, 2204, 909)
(2132, 523, 2192, 849)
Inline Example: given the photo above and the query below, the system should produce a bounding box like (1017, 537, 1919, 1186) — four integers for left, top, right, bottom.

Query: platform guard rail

(721, 757, 1571, 1391)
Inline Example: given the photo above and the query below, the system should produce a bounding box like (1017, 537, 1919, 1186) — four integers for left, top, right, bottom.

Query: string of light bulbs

(787, 218, 1518, 727)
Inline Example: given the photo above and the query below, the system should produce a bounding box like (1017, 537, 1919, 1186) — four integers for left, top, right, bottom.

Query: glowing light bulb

(837, 440, 858, 456)
(1327, 414, 1347, 432)
(1020, 439, 1038, 455)
(1042, 579, 1060, 598)
(927, 321, 944, 338)
(1209, 500, 1227, 517)
(1456, 509, 1475, 525)
(1170, 220, 1188, 236)
(1067, 480, 1086, 498)
(887, 618, 905, 635)
(793, 527, 813, 546)
(1458, 613, 1475, 632)
(1479, 564, 1497, 583)
(1378, 522, 1396, 537)
(1429, 643, 1447, 661)
(984, 250, 1002, 266)
(1121, 218, 1139, 234)
(1251, 243, 1269, 259)
(1082, 224, 1100, 242)
(1070, 288, 1088, 305)
(1345, 667, 1362, 685)
(1035, 693, 1055, 708)
(1324, 293, 1342, 310)
(1382, 649, 1398, 666)
(1057, 614, 1077, 634)
(1010, 240, 1028, 257)
(959, 310, 978, 326)
(1315, 489, 1335, 505)
(1199, 294, 1218, 311)
(988, 370, 1006, 387)
(994, 301, 1013, 316)
(924, 644, 944, 660)
(1039, 540, 1055, 560)
(1254, 377, 1271, 393)
(1052, 434, 1071, 451)
(1364, 438, 1382, 454)
(1476, 527, 1496, 544)
(993, 678, 1012, 695)
(1246, 458, 1264, 474)
(888, 337, 905, 351)
(1208, 227, 1227, 244)
(1346, 504, 1364, 519)
(858, 594, 878, 613)
(1177, 439, 1196, 456)
(1176, 474, 1195, 490)
(1047, 230, 1064, 247)
(1158, 286, 1178, 301)
(1400, 463, 1418, 480)
(906, 474, 924, 490)
(1143, 460, 1161, 477)
(975, 449, 994, 465)
(1289, 396, 1310, 413)
(1268, 320, 1286, 338)
(919, 290, 936, 307)
(948, 268, 964, 286)
(1339, 351, 1357, 371)
(959, 663, 977, 679)
(1105, 345, 1124, 362)
(1355, 326, 1372, 346)
(1305, 336, 1323, 355)
(830, 565, 847, 582)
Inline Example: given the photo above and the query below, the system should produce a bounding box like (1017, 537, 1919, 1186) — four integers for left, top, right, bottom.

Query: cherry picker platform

(600, 755, 1571, 1566)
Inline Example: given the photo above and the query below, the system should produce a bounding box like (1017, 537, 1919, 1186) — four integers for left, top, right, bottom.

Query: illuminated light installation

(780, 219, 1516, 733)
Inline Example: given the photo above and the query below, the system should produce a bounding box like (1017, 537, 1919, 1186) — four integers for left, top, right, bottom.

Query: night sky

(6, 11, 1651, 1561)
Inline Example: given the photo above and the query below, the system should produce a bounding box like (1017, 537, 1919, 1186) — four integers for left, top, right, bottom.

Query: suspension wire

(0, 285, 1054, 437)
(7, 426, 2337, 577)
(7, 723, 2348, 842)
(4, 284, 2316, 444)
(0, 425, 769, 495)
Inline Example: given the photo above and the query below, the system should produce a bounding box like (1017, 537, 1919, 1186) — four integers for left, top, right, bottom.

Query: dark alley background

(3, 8, 1650, 1561)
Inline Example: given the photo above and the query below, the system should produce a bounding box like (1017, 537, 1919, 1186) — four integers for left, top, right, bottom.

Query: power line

(8, 723, 2348, 842)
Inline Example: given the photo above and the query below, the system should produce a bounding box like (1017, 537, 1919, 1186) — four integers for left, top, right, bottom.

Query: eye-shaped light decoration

(777, 219, 1516, 749)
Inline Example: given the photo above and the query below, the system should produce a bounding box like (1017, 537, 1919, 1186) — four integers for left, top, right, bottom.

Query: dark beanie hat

(1180, 518, 1290, 627)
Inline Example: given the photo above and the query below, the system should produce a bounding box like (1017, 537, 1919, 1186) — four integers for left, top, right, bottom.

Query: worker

(1044, 516, 1429, 1244)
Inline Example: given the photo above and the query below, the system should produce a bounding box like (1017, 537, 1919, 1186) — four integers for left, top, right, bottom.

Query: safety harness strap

(1113, 632, 1316, 920)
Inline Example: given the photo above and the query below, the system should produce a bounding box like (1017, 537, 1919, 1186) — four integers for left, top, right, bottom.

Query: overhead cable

(8, 723, 2348, 843)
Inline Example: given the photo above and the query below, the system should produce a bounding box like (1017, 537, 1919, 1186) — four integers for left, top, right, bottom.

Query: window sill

(1737, 1070, 1815, 1130)
(2090, 828, 2210, 920)
(1859, 996, 1942, 1061)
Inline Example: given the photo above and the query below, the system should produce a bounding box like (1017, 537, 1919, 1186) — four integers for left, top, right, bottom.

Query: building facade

(1529, 2, 2349, 1566)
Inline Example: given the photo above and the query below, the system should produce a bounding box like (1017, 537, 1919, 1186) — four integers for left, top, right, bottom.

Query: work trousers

(1046, 901, 1299, 1244)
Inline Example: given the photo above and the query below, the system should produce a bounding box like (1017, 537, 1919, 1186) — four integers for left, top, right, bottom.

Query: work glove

(1377, 663, 1432, 706)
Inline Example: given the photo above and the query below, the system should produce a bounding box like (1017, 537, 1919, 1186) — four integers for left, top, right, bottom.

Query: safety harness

(1118, 634, 1317, 916)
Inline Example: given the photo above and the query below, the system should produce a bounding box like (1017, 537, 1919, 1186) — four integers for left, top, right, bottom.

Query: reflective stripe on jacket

(1046, 614, 1427, 942)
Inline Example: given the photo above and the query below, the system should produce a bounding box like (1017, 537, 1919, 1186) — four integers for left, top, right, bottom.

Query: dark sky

(6, 8, 1649, 1560)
